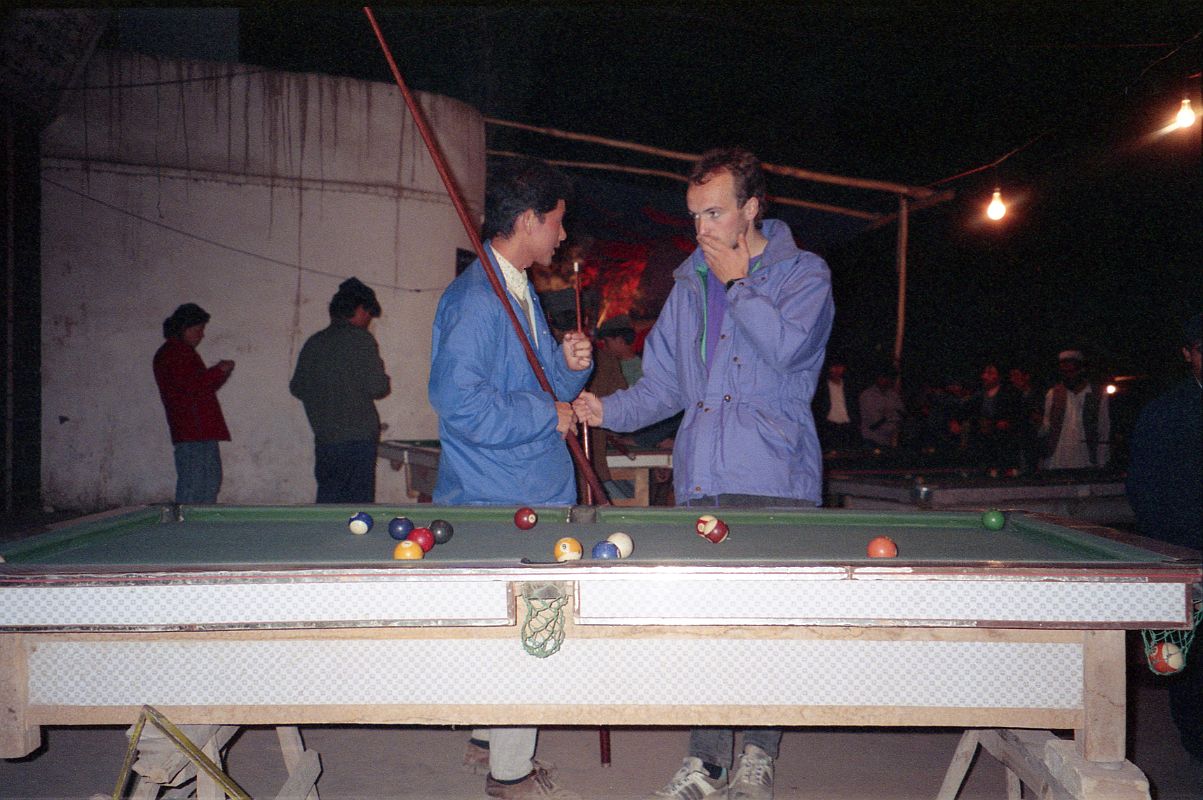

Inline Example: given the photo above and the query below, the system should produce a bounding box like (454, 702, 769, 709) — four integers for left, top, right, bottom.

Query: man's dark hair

(482, 157, 573, 241)
(329, 276, 381, 320)
(688, 147, 767, 229)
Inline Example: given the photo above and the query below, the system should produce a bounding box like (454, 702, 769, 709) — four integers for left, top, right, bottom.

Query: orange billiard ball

(1147, 641, 1185, 674)
(866, 536, 898, 558)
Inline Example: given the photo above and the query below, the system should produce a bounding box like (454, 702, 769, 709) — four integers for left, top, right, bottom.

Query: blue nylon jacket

(602, 219, 834, 504)
(429, 244, 592, 505)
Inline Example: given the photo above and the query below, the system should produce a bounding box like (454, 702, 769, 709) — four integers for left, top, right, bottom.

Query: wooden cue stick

(364, 6, 608, 505)
(575, 261, 593, 505)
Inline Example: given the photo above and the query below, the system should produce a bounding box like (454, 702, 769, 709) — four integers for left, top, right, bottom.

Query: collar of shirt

(491, 245, 538, 348)
(492, 247, 529, 305)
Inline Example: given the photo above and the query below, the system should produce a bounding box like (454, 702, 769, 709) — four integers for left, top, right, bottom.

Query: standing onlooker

(575, 146, 833, 800)
(1008, 366, 1043, 473)
(814, 359, 858, 451)
(960, 363, 1022, 470)
(153, 303, 235, 503)
(587, 315, 642, 500)
(1038, 349, 1110, 470)
(429, 156, 591, 799)
(290, 277, 391, 503)
(859, 365, 904, 448)
(1125, 312, 1202, 765)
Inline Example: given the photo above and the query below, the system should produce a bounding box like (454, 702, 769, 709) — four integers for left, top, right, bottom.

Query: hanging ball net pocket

(1141, 587, 1201, 676)
(520, 583, 569, 658)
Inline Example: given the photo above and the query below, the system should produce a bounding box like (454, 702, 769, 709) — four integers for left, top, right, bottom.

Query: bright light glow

(1105, 383, 1118, 395)
(986, 189, 1006, 221)
(1176, 98, 1197, 129)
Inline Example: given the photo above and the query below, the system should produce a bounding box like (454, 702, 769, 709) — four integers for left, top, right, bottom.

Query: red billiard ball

(407, 527, 435, 552)
(514, 507, 538, 530)
(867, 536, 898, 558)
(697, 516, 729, 544)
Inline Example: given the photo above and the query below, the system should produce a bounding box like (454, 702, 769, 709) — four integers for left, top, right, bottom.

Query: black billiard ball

(429, 519, 454, 544)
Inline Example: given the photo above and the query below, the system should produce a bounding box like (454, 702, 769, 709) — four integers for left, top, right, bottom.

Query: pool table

(827, 467, 1133, 526)
(1, 504, 1197, 797)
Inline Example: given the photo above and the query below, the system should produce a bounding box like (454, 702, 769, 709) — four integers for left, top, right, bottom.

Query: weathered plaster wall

(40, 50, 484, 509)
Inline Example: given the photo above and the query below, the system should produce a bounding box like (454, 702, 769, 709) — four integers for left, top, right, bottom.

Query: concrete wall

(40, 50, 485, 510)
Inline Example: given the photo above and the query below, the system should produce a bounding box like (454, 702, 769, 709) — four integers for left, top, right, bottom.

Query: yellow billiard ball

(554, 537, 583, 562)
(392, 540, 424, 560)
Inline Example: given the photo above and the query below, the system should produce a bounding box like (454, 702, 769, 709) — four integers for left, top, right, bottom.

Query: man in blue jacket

(575, 147, 834, 800)
(429, 156, 591, 799)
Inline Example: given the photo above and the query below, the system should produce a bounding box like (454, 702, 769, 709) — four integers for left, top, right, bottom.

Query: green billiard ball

(981, 509, 1006, 531)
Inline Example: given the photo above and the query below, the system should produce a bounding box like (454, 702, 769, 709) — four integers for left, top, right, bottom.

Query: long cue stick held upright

(363, 7, 608, 505)
(574, 261, 593, 505)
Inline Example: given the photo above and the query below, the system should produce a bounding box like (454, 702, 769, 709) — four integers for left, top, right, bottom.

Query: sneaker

(485, 766, 580, 799)
(647, 756, 724, 799)
(724, 745, 773, 800)
(464, 741, 557, 777)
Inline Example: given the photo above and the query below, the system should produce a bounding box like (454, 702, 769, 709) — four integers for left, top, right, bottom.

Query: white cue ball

(606, 531, 634, 558)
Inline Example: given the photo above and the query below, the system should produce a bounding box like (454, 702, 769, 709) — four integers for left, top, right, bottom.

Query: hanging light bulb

(1175, 98, 1197, 129)
(986, 189, 1006, 221)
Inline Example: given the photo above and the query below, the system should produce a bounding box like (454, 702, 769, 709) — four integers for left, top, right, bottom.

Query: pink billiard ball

(514, 507, 538, 530)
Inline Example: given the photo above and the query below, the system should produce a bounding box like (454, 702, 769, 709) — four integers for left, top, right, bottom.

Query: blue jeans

(173, 440, 222, 503)
(682, 494, 815, 767)
(690, 728, 781, 769)
(314, 440, 377, 503)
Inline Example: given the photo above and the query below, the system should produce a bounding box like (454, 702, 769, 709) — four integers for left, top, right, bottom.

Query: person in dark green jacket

(290, 277, 390, 503)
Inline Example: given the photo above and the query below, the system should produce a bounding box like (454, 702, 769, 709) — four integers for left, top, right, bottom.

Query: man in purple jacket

(575, 147, 834, 800)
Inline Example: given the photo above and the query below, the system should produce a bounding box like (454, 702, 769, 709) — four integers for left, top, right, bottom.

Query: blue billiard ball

(348, 512, 374, 535)
(591, 541, 620, 559)
(388, 516, 415, 540)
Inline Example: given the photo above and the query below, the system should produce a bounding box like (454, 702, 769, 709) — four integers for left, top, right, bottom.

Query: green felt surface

(0, 505, 1170, 570)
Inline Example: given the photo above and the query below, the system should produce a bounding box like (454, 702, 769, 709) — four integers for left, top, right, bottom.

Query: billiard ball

(591, 541, 620, 559)
(867, 536, 898, 558)
(695, 514, 717, 535)
(1148, 641, 1185, 674)
(514, 507, 538, 530)
(697, 516, 729, 544)
(981, 509, 1006, 531)
(392, 540, 424, 560)
(554, 537, 583, 561)
(407, 527, 435, 553)
(388, 516, 415, 540)
(606, 531, 634, 558)
(348, 512, 374, 535)
(429, 519, 454, 544)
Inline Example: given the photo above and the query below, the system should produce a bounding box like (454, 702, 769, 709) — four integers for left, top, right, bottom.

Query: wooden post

(0, 634, 40, 758)
(1079, 629, 1127, 762)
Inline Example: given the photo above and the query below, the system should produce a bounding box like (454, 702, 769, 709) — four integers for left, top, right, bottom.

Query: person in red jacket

(153, 303, 235, 503)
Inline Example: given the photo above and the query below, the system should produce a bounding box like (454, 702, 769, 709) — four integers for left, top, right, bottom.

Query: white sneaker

(648, 756, 724, 800)
(724, 745, 773, 800)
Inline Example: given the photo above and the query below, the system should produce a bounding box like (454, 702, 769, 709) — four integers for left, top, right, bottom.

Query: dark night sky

(236, 5, 1201, 390)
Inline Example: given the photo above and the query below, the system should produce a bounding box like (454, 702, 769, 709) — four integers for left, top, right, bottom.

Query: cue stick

(575, 260, 593, 505)
(364, 7, 608, 506)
